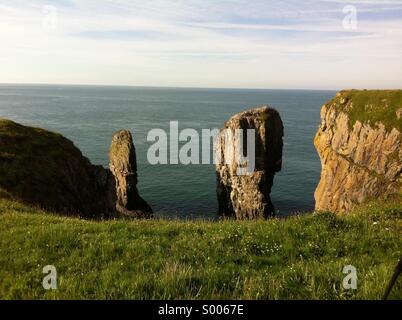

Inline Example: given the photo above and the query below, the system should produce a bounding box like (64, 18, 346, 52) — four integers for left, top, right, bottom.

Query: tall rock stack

(314, 90, 402, 213)
(109, 130, 153, 218)
(215, 106, 284, 219)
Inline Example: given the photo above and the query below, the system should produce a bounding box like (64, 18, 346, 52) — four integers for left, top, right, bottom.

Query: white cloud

(0, 0, 401, 89)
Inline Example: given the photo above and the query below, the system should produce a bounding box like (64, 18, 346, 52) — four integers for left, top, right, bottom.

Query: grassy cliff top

(0, 118, 78, 162)
(0, 119, 77, 206)
(0, 197, 401, 300)
(329, 90, 402, 132)
(0, 119, 106, 217)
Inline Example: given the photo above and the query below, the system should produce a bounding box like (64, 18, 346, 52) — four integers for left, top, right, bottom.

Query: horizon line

(0, 82, 344, 92)
(1, 82, 400, 92)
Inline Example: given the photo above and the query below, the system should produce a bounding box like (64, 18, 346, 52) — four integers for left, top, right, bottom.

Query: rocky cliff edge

(314, 90, 402, 213)
(0, 119, 152, 219)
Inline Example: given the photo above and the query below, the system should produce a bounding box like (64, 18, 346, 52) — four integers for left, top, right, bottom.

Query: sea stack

(314, 90, 402, 213)
(109, 130, 153, 218)
(215, 106, 284, 219)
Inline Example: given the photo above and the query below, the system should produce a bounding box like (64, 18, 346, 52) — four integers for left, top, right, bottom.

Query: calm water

(0, 84, 336, 218)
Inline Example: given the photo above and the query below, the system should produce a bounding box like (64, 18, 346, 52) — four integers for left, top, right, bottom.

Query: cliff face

(314, 90, 402, 213)
(0, 119, 116, 218)
(0, 119, 152, 219)
(216, 106, 283, 219)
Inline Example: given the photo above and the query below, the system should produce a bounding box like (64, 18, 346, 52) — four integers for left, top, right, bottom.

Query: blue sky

(0, 0, 401, 89)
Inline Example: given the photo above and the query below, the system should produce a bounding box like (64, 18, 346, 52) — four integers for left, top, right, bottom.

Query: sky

(0, 0, 401, 89)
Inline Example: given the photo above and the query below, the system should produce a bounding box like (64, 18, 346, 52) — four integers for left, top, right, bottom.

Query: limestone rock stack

(109, 130, 153, 218)
(215, 106, 284, 219)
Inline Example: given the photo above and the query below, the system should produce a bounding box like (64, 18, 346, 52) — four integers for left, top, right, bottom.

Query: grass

(330, 90, 402, 132)
(0, 198, 401, 300)
(0, 118, 84, 211)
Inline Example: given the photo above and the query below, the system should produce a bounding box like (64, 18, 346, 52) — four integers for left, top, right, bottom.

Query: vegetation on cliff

(0, 196, 400, 300)
(315, 90, 402, 213)
(0, 118, 152, 219)
(0, 118, 70, 202)
(0, 118, 115, 218)
(330, 90, 402, 132)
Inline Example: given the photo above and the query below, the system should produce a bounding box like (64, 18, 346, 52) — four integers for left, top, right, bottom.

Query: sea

(0, 84, 336, 219)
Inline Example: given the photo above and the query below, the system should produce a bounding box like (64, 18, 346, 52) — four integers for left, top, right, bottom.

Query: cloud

(0, 0, 401, 89)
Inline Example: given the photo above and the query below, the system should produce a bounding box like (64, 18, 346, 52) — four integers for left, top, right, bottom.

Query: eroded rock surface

(109, 130, 153, 218)
(314, 91, 402, 213)
(215, 106, 283, 219)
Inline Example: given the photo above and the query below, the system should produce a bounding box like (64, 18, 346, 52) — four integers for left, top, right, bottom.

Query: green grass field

(0, 198, 401, 300)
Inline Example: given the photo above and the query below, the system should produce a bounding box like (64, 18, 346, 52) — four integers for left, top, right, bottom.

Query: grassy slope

(0, 119, 82, 210)
(0, 198, 401, 300)
(331, 90, 402, 132)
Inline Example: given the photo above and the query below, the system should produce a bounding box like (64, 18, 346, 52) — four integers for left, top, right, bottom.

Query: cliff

(314, 90, 402, 213)
(216, 106, 283, 219)
(0, 119, 152, 219)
